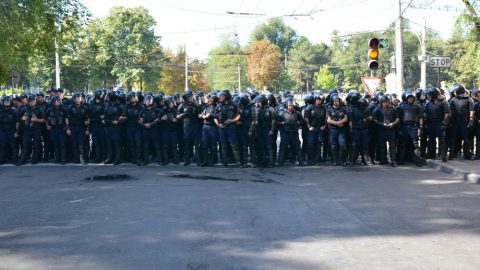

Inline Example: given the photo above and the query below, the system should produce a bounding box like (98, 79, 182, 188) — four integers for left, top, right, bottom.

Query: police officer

(214, 90, 241, 167)
(449, 84, 475, 160)
(250, 94, 276, 167)
(303, 95, 327, 165)
(237, 93, 256, 167)
(17, 95, 45, 165)
(103, 91, 124, 165)
(88, 89, 107, 163)
(161, 97, 179, 165)
(66, 93, 89, 165)
(349, 94, 371, 165)
(0, 96, 19, 165)
(139, 95, 162, 165)
(177, 90, 200, 166)
(397, 91, 424, 166)
(36, 92, 51, 161)
(124, 92, 143, 165)
(278, 98, 304, 166)
(45, 96, 67, 164)
(424, 88, 450, 162)
(199, 93, 219, 167)
(372, 95, 399, 167)
(326, 94, 348, 166)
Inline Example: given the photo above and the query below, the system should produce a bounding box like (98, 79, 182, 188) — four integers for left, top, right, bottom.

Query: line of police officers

(0, 84, 478, 168)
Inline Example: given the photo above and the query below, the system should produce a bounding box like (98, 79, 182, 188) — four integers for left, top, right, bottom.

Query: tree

(97, 6, 163, 91)
(251, 17, 297, 53)
(314, 65, 336, 90)
(246, 40, 282, 90)
(287, 37, 331, 92)
(207, 34, 248, 91)
(0, 0, 90, 85)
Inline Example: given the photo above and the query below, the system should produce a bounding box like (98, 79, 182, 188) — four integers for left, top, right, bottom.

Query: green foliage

(287, 37, 331, 92)
(314, 65, 337, 90)
(250, 17, 297, 52)
(207, 34, 248, 91)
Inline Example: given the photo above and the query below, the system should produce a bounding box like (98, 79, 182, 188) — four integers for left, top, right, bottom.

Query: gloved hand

(468, 119, 475, 129)
(418, 128, 424, 138)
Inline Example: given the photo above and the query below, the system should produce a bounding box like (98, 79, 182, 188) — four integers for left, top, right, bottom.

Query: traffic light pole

(395, 0, 404, 95)
(420, 18, 427, 90)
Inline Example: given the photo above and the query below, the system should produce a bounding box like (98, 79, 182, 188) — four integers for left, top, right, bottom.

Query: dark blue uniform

(0, 107, 19, 164)
(45, 106, 67, 164)
(18, 106, 44, 165)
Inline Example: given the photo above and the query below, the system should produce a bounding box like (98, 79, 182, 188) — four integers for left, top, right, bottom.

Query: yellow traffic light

(368, 38, 380, 70)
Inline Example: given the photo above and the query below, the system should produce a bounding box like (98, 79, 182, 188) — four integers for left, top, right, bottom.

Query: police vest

(47, 108, 66, 128)
(0, 108, 18, 131)
(68, 105, 88, 126)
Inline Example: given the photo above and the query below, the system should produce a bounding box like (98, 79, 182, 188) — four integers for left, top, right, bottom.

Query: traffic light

(368, 38, 379, 70)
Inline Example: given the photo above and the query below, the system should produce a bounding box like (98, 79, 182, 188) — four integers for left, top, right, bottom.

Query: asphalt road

(1, 164, 480, 270)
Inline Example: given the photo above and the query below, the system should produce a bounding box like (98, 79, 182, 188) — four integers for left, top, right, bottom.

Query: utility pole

(185, 44, 188, 91)
(237, 63, 241, 93)
(55, 38, 61, 88)
(420, 17, 427, 90)
(395, 0, 404, 95)
(284, 48, 288, 69)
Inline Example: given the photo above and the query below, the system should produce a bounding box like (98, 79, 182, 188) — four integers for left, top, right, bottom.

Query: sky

(79, 0, 465, 60)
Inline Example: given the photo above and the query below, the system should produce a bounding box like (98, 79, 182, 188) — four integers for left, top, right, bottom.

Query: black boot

(31, 141, 41, 164)
(232, 144, 242, 167)
(331, 145, 338, 166)
(221, 145, 229, 167)
(184, 142, 191, 166)
(389, 141, 397, 167)
(278, 145, 286, 167)
(156, 145, 163, 165)
(53, 143, 61, 164)
(79, 144, 86, 165)
(172, 145, 179, 165)
(0, 144, 5, 165)
(113, 143, 121, 165)
(209, 143, 216, 167)
(161, 146, 169, 165)
(72, 142, 79, 164)
(60, 143, 67, 165)
(104, 142, 113, 164)
(439, 137, 448, 162)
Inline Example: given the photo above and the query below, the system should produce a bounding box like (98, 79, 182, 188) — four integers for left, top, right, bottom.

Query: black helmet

(94, 89, 104, 100)
(165, 96, 175, 109)
(73, 92, 84, 104)
(239, 93, 250, 107)
(219, 89, 232, 101)
(144, 95, 154, 106)
(2, 96, 13, 107)
(415, 89, 425, 101)
(314, 94, 324, 103)
(350, 91, 361, 105)
(27, 94, 37, 106)
(405, 91, 415, 100)
(183, 90, 194, 102)
(358, 97, 369, 110)
(304, 95, 314, 105)
(427, 87, 440, 101)
(379, 95, 390, 104)
(255, 94, 267, 106)
(286, 97, 295, 107)
(267, 93, 277, 106)
(51, 96, 62, 107)
(106, 91, 117, 102)
(450, 84, 466, 96)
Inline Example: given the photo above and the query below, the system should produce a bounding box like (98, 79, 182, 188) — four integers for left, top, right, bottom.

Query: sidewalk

(427, 158, 480, 184)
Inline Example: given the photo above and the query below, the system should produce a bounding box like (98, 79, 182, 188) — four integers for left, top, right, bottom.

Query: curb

(426, 159, 480, 184)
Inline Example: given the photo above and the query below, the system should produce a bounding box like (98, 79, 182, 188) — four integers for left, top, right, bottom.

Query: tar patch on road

(85, 174, 133, 181)
(168, 174, 279, 184)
